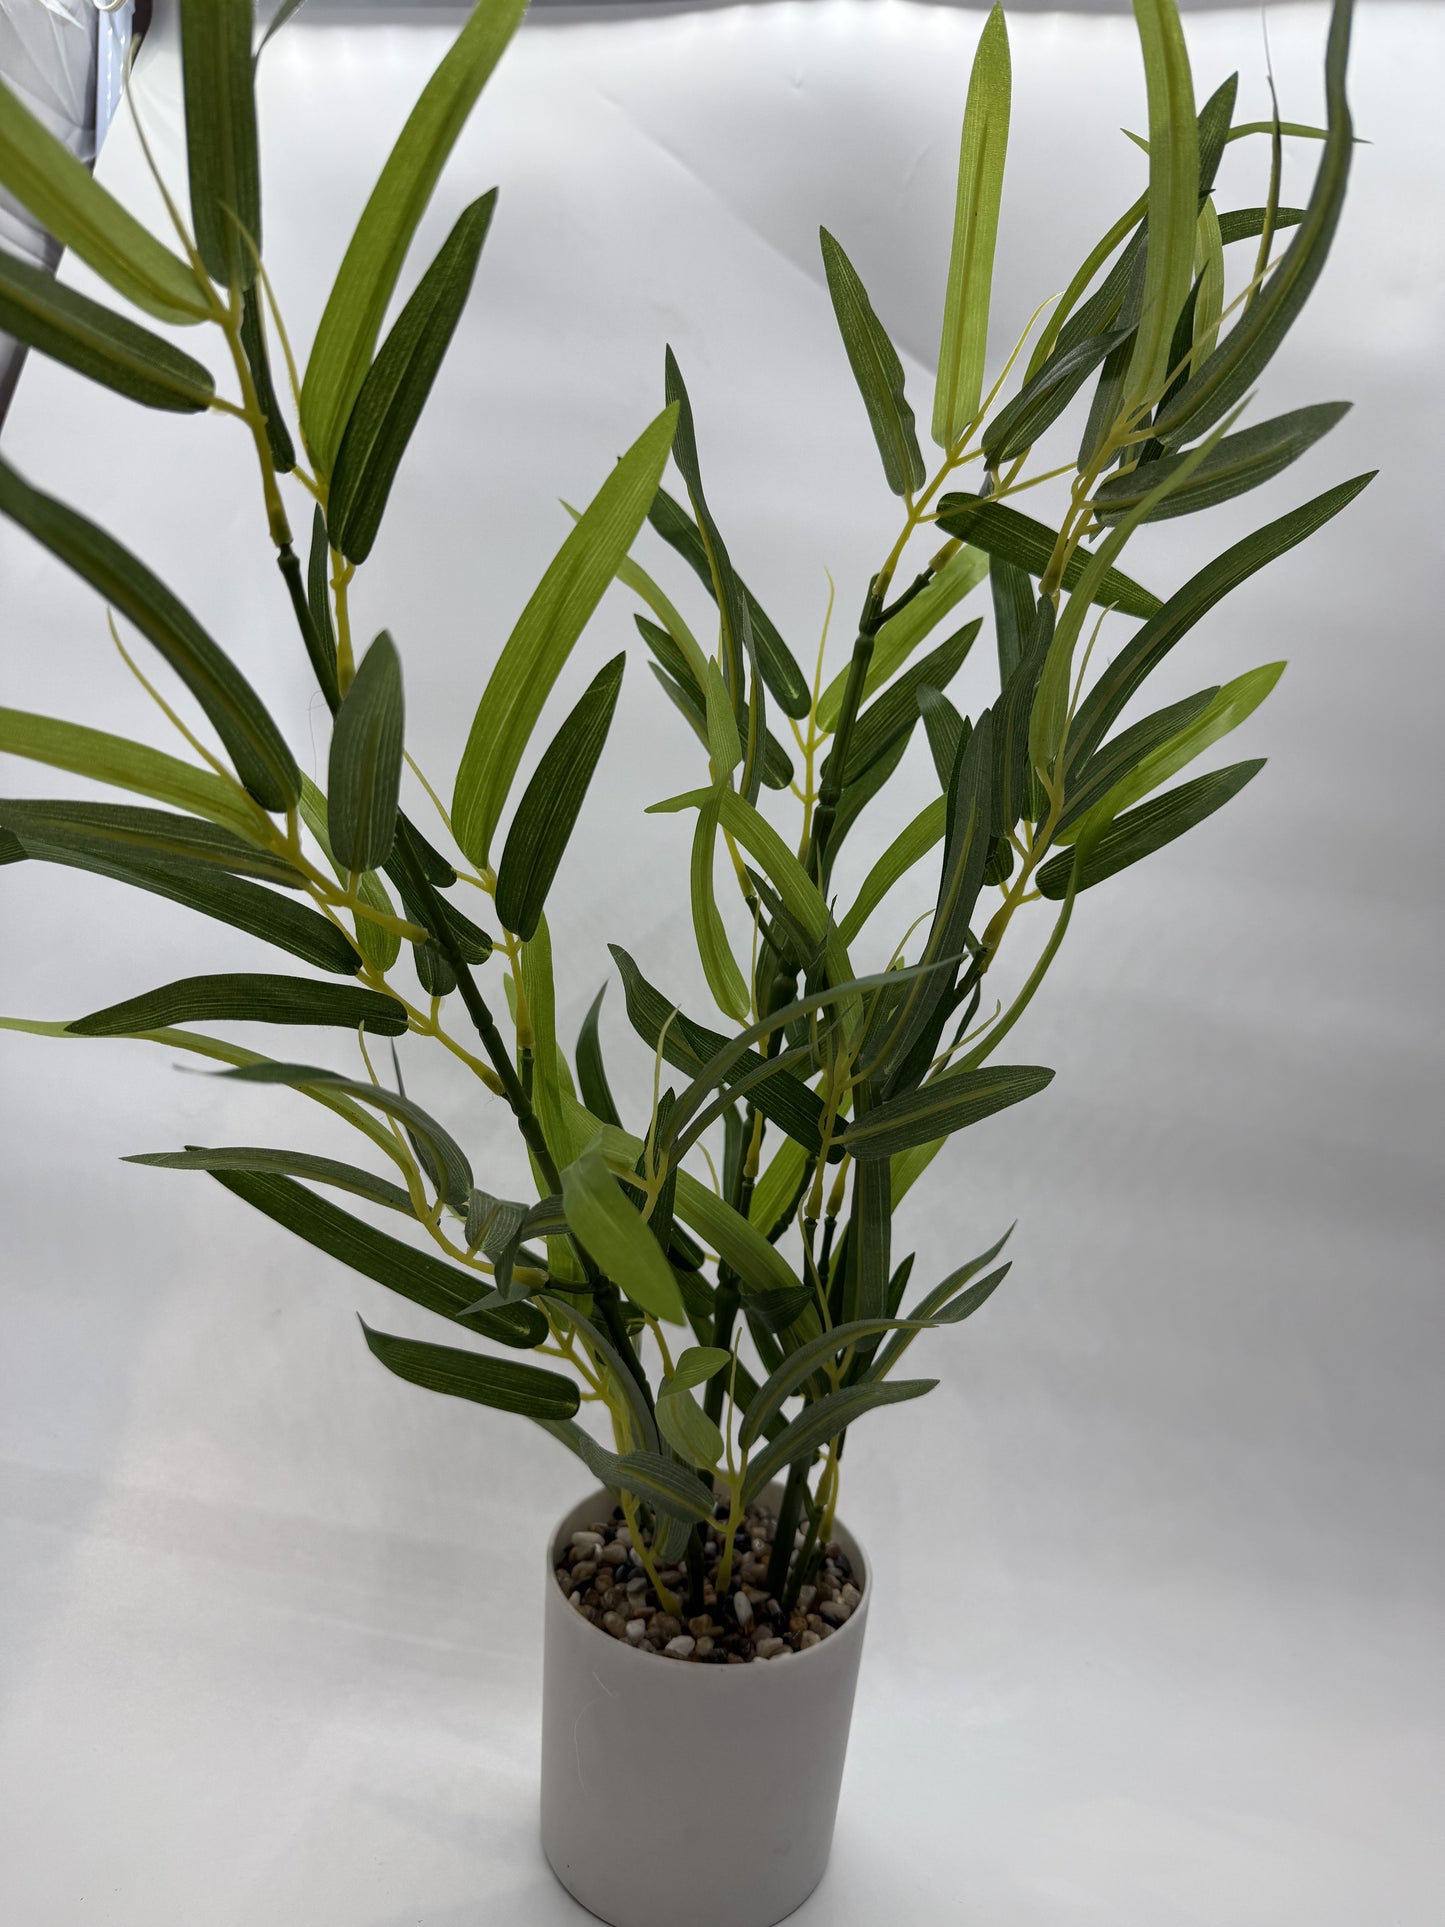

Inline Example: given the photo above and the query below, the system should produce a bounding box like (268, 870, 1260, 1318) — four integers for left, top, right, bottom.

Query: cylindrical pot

(540, 1484, 871, 1927)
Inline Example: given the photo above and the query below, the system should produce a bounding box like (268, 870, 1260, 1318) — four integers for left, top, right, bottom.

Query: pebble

(688, 1614, 714, 1638)
(755, 1637, 786, 1660)
(600, 1543, 630, 1567)
(571, 1560, 599, 1584)
(694, 1636, 714, 1657)
(819, 1599, 851, 1624)
(571, 1531, 605, 1554)
(800, 1631, 822, 1649)
(602, 1612, 628, 1637)
(625, 1619, 647, 1643)
(733, 1593, 753, 1629)
(797, 1585, 817, 1610)
(654, 1614, 682, 1641)
(841, 1582, 861, 1608)
(664, 1635, 696, 1659)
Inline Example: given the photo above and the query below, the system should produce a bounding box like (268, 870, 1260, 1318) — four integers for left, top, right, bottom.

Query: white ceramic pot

(540, 1484, 871, 1927)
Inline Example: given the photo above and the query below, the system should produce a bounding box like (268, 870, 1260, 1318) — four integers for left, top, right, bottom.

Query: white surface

(1, 4, 1443, 1922)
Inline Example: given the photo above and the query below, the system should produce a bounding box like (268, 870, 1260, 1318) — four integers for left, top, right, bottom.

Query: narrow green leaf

(992, 600, 1052, 837)
(126, 1145, 414, 1215)
(741, 1317, 924, 1450)
(305, 508, 341, 711)
(742, 1377, 936, 1505)
(983, 324, 1133, 465)
(702, 659, 743, 779)
(845, 1063, 1053, 1160)
(1152, 0, 1357, 446)
(918, 686, 965, 791)
(298, 773, 401, 972)
(68, 972, 406, 1038)
(493, 653, 624, 943)
(933, 493, 1160, 618)
(1124, 0, 1199, 411)
(300, 0, 526, 472)
(1025, 195, 1146, 384)
(1057, 686, 1217, 836)
(0, 460, 299, 811)
(361, 1320, 578, 1419)
(690, 788, 751, 1023)
(206, 1167, 545, 1346)
(328, 631, 404, 873)
(180, 0, 261, 289)
(656, 1382, 724, 1469)
(0, 248, 214, 412)
(329, 192, 496, 564)
(1066, 472, 1374, 769)
(0, 798, 298, 884)
(820, 226, 925, 495)
(536, 1418, 716, 1524)
(239, 286, 295, 471)
(0, 76, 207, 324)
(574, 986, 622, 1129)
(824, 619, 981, 788)
(933, 2, 1011, 447)
(646, 488, 810, 719)
(990, 552, 1034, 687)
(838, 797, 946, 946)
(1192, 197, 1225, 367)
(640, 621, 794, 791)
(1065, 663, 1282, 844)
(538, 1295, 658, 1452)
(1037, 757, 1265, 897)
(452, 408, 675, 868)
(560, 1148, 685, 1324)
(0, 709, 260, 839)
(1215, 206, 1306, 247)
(815, 544, 989, 732)
(1094, 402, 1350, 522)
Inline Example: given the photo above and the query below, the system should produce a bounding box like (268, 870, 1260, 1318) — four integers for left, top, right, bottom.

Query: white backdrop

(1, 5, 1442, 1922)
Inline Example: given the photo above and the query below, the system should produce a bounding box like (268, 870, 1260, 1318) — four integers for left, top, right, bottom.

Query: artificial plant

(0, 0, 1370, 1619)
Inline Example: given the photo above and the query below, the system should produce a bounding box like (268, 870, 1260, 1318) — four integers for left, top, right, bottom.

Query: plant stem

(806, 581, 884, 881)
(764, 1456, 810, 1600)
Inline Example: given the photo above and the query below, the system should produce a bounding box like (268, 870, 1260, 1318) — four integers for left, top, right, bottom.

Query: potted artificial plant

(0, 2, 1369, 1923)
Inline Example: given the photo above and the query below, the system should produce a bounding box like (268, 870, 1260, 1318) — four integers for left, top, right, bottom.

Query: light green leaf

(671, 1345, 731, 1392)
(452, 407, 676, 868)
(1057, 686, 1217, 837)
(656, 1380, 725, 1469)
(1124, 0, 1198, 412)
(0, 248, 214, 412)
(328, 631, 404, 873)
(820, 226, 925, 496)
(301, 0, 526, 472)
(690, 788, 751, 1023)
(361, 1320, 578, 1419)
(179, 0, 261, 289)
(933, 2, 1011, 447)
(838, 797, 946, 946)
(68, 972, 406, 1037)
(1193, 198, 1225, 365)
(702, 657, 743, 778)
(560, 1147, 686, 1324)
(0, 76, 207, 324)
(329, 192, 496, 564)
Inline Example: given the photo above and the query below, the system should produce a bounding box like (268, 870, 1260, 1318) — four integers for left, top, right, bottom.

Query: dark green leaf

(179, 0, 261, 288)
(537, 1419, 717, 1524)
(301, 0, 526, 472)
(1216, 206, 1306, 246)
(1058, 687, 1217, 835)
(0, 798, 299, 884)
(645, 491, 809, 719)
(1037, 758, 1265, 897)
(1066, 473, 1374, 769)
(845, 1155, 892, 1322)
(305, 507, 341, 711)
(1093, 402, 1350, 522)
(127, 1144, 413, 1215)
(495, 652, 623, 941)
(990, 552, 1035, 685)
(643, 644, 793, 792)
(328, 630, 404, 873)
(824, 619, 981, 789)
(329, 192, 495, 564)
(1077, 224, 1150, 467)
(821, 731, 910, 889)
(934, 492, 1160, 618)
(992, 598, 1051, 837)
(206, 1167, 545, 1345)
(0, 247, 214, 412)
(239, 284, 295, 472)
(741, 1315, 928, 1449)
(0, 460, 299, 811)
(1194, 73, 1238, 202)
(575, 986, 622, 1129)
(819, 225, 925, 496)
(68, 972, 406, 1038)
(741, 1377, 936, 1505)
(361, 1319, 578, 1419)
(846, 1063, 1053, 1160)
(815, 544, 990, 732)
(983, 324, 1132, 464)
(298, 773, 401, 972)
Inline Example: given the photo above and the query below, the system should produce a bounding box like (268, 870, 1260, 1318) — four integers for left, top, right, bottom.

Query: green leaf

(361, 1319, 579, 1419)
(815, 544, 989, 732)
(837, 797, 946, 947)
(126, 1144, 414, 1215)
(1192, 198, 1225, 367)
(0, 709, 259, 838)
(670, 1345, 732, 1392)
(239, 286, 295, 471)
(560, 1148, 685, 1324)
(689, 788, 751, 1023)
(0, 247, 214, 413)
(329, 192, 496, 564)
(538, 1294, 659, 1452)
(0, 76, 207, 325)
(933, 493, 1160, 618)
(68, 972, 406, 1038)
(1025, 195, 1146, 385)
(218, 1060, 473, 1207)
(993, 600, 1052, 837)
(328, 631, 404, 874)
(702, 659, 743, 779)
(1037, 758, 1266, 898)
(305, 507, 341, 711)
(1057, 686, 1217, 836)
(645, 488, 810, 719)
(1124, 0, 1198, 412)
(824, 619, 981, 788)
(741, 1317, 921, 1451)
(845, 1063, 1053, 1160)
(0, 798, 298, 884)
(982, 324, 1133, 465)
(0, 461, 300, 812)
(536, 1418, 716, 1525)
(742, 1377, 936, 1505)
(495, 653, 624, 941)
(206, 1167, 545, 1346)
(933, 2, 1011, 447)
(298, 773, 401, 972)
(820, 226, 925, 496)
(1215, 206, 1306, 247)
(639, 623, 794, 791)
(656, 1381, 725, 1469)
(256, 0, 310, 62)
(1152, 0, 1357, 447)
(1065, 663, 1283, 845)
(574, 986, 622, 1129)
(300, 0, 527, 472)
(1066, 472, 1374, 769)
(452, 408, 676, 868)
(1094, 402, 1350, 522)
(179, 0, 261, 289)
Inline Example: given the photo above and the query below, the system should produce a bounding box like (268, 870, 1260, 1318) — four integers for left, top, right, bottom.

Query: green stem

(806, 581, 884, 882)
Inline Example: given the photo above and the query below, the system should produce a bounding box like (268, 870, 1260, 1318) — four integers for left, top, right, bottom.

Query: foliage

(0, 0, 1370, 1616)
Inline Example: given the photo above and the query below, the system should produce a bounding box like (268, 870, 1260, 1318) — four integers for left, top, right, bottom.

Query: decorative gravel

(553, 1500, 862, 1663)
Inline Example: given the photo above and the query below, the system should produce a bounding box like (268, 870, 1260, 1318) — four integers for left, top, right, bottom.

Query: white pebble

(664, 1635, 696, 1659)
(841, 1582, 861, 1608)
(797, 1585, 816, 1610)
(568, 1593, 586, 1613)
(599, 1543, 629, 1566)
(819, 1599, 850, 1624)
(571, 1530, 605, 1553)
(733, 1592, 753, 1629)
(626, 1618, 647, 1643)
(755, 1637, 786, 1659)
(800, 1631, 821, 1649)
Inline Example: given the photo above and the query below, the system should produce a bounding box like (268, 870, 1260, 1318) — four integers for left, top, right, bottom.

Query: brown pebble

(602, 1612, 627, 1637)
(688, 1614, 714, 1638)
(800, 1631, 821, 1649)
(789, 1612, 809, 1635)
(695, 1636, 714, 1657)
(600, 1543, 629, 1567)
(654, 1615, 681, 1640)
(571, 1560, 599, 1584)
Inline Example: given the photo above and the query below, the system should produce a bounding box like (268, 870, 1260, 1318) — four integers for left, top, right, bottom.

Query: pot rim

(545, 1479, 871, 1678)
